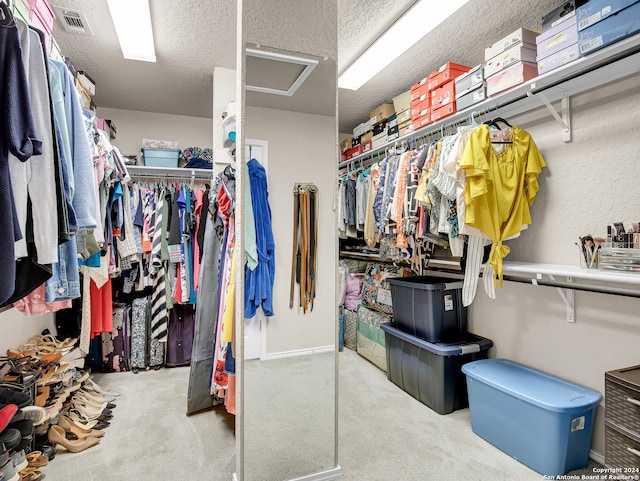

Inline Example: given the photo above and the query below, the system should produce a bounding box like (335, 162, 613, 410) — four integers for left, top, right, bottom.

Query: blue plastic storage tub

(462, 359, 602, 476)
(380, 323, 492, 415)
(142, 148, 180, 168)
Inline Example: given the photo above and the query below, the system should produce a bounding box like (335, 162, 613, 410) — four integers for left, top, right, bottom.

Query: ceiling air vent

(52, 7, 92, 35)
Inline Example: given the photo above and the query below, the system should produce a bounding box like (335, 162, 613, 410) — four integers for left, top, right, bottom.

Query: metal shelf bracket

(527, 90, 572, 142)
(547, 274, 575, 323)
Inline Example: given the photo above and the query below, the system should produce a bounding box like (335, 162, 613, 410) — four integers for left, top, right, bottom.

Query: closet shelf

(500, 261, 640, 286)
(127, 165, 213, 180)
(339, 31, 640, 168)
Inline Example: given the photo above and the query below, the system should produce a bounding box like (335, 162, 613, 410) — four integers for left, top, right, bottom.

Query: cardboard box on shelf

(456, 83, 487, 111)
(536, 16, 578, 61)
(485, 28, 540, 60)
(485, 43, 538, 78)
(396, 108, 412, 124)
(392, 90, 411, 113)
(361, 140, 373, 154)
(372, 119, 387, 136)
(372, 135, 388, 150)
(542, 0, 578, 32)
(486, 61, 538, 97)
(431, 81, 456, 108)
(388, 124, 400, 141)
(411, 98, 430, 120)
(77, 71, 96, 96)
(340, 136, 354, 153)
(455, 65, 484, 99)
(399, 121, 413, 137)
(537, 43, 580, 74)
(353, 119, 374, 138)
(370, 103, 395, 123)
(410, 80, 430, 102)
(427, 62, 471, 90)
(411, 115, 431, 130)
(361, 131, 373, 143)
(576, 0, 639, 31)
(430, 103, 456, 123)
(346, 145, 363, 159)
(578, 0, 640, 55)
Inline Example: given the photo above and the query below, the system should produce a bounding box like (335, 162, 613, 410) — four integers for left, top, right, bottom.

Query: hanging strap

(289, 188, 300, 308)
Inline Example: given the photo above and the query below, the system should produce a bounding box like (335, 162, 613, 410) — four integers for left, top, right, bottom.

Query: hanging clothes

(459, 124, 546, 284)
(244, 158, 275, 319)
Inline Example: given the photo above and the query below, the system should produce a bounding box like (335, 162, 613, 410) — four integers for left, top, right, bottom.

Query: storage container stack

(379, 276, 493, 415)
(577, 0, 640, 56)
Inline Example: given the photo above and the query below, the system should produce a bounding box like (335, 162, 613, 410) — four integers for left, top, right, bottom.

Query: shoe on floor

(0, 430, 20, 452)
(0, 458, 18, 481)
(0, 390, 30, 410)
(17, 407, 48, 427)
(0, 405, 18, 432)
(11, 450, 27, 472)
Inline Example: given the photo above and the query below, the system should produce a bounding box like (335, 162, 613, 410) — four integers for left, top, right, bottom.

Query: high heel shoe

(47, 425, 100, 453)
(85, 379, 120, 397)
(57, 416, 105, 438)
(63, 410, 98, 430)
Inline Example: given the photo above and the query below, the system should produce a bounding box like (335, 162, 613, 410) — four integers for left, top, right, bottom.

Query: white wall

(97, 107, 213, 160)
(213, 67, 236, 172)
(468, 73, 640, 458)
(0, 309, 55, 354)
(246, 106, 336, 354)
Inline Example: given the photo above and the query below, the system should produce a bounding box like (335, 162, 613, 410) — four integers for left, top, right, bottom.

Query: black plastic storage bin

(387, 276, 467, 342)
(380, 322, 492, 415)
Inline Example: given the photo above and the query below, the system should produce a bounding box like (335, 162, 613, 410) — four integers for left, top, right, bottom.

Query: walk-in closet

(2, 0, 640, 480)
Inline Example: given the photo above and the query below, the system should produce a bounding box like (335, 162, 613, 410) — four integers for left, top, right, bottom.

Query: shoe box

(577, 0, 640, 56)
(536, 8, 579, 74)
(484, 28, 539, 97)
(455, 65, 486, 111)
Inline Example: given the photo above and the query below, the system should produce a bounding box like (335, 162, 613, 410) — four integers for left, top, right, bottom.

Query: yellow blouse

(460, 124, 546, 284)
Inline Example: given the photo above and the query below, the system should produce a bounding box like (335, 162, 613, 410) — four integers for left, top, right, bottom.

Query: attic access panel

(245, 48, 318, 96)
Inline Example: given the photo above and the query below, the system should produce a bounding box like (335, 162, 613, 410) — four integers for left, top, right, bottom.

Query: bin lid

(462, 359, 602, 412)
(386, 276, 463, 291)
(380, 323, 493, 356)
(606, 365, 640, 391)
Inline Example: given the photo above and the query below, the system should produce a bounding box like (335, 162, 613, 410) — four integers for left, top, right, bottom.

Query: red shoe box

(427, 62, 472, 90)
(430, 103, 456, 123)
(346, 145, 362, 159)
(431, 81, 456, 108)
(411, 98, 431, 120)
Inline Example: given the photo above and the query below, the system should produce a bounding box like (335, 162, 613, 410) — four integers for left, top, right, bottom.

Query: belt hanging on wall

(289, 183, 318, 313)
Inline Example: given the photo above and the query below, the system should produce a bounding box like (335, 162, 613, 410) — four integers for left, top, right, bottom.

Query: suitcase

(165, 304, 195, 367)
(102, 305, 131, 372)
(130, 296, 165, 373)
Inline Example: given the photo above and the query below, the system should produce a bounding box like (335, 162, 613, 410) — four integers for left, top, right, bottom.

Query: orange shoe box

(410, 83, 431, 105)
(427, 62, 472, 90)
(431, 81, 456, 108)
(411, 98, 431, 120)
(412, 115, 431, 130)
(430, 103, 456, 123)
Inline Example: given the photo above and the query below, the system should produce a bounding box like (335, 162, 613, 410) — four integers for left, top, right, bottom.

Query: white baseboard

(285, 466, 342, 481)
(262, 345, 335, 361)
(590, 449, 605, 465)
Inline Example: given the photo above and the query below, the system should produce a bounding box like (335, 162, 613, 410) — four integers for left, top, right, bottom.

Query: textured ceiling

(50, 0, 564, 128)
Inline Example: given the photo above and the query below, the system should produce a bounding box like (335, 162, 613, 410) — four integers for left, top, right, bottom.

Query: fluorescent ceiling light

(338, 0, 470, 90)
(107, 0, 156, 62)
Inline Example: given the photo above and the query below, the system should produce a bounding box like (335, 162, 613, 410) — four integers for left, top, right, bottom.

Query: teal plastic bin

(142, 148, 180, 167)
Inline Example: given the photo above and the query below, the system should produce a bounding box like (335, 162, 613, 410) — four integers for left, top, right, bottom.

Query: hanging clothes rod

(502, 274, 640, 299)
(127, 165, 213, 181)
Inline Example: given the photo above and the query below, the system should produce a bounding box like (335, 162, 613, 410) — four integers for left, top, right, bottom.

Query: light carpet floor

(43, 348, 603, 481)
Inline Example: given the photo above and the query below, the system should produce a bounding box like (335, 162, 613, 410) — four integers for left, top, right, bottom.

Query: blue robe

(244, 159, 275, 318)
